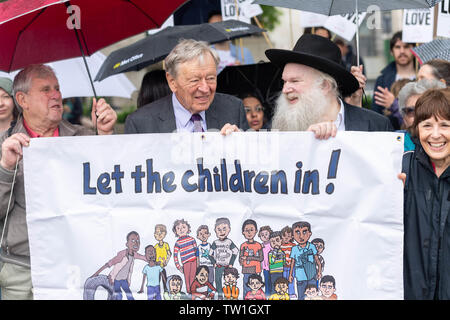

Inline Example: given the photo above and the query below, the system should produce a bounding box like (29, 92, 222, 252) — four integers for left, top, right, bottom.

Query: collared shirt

(23, 118, 59, 138)
(172, 93, 207, 132)
(334, 99, 346, 132)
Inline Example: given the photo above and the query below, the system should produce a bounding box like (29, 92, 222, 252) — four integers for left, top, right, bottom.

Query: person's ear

(15, 91, 27, 110)
(166, 72, 177, 93)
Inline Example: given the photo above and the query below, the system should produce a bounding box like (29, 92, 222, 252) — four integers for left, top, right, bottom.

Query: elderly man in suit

(265, 34, 393, 138)
(125, 39, 248, 134)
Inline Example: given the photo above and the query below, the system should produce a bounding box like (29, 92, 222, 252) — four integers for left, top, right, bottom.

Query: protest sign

(324, 13, 367, 41)
(402, 8, 434, 43)
(23, 131, 404, 300)
(220, 0, 262, 24)
(437, 0, 450, 38)
(220, 0, 250, 23)
(299, 11, 329, 28)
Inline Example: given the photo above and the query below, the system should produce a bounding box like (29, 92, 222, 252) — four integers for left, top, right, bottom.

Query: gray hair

(398, 79, 446, 113)
(315, 69, 340, 99)
(13, 64, 56, 95)
(164, 39, 220, 78)
(12, 64, 57, 110)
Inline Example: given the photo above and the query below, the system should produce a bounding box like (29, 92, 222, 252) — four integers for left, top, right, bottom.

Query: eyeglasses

(402, 107, 415, 116)
(244, 105, 264, 113)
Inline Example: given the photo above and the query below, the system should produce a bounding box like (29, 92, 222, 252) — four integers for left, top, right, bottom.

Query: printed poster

(23, 131, 404, 300)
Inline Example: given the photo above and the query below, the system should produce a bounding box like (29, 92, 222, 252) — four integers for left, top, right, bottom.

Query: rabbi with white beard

(266, 34, 393, 138)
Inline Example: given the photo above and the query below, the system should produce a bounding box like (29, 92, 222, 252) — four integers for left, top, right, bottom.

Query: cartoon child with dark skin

(244, 274, 266, 300)
(190, 265, 217, 300)
(320, 275, 337, 300)
(289, 221, 322, 300)
(258, 225, 273, 297)
(138, 245, 165, 300)
(91, 231, 146, 300)
(281, 226, 296, 299)
(209, 217, 239, 299)
(268, 231, 286, 294)
(173, 219, 198, 294)
(239, 219, 263, 298)
(196, 225, 214, 285)
(222, 267, 240, 300)
(312, 238, 325, 286)
(154, 224, 172, 292)
(163, 274, 188, 300)
(269, 277, 290, 300)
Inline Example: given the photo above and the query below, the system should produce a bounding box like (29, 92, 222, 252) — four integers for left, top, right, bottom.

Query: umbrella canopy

(252, 0, 441, 16)
(411, 39, 450, 64)
(94, 19, 265, 81)
(0, 0, 188, 72)
(217, 62, 283, 117)
(0, 52, 136, 99)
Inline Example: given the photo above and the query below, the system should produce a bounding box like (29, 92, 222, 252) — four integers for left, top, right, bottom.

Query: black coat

(402, 145, 450, 299)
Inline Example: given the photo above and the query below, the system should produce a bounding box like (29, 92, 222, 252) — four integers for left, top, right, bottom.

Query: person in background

(208, 11, 255, 73)
(334, 37, 365, 75)
(401, 87, 450, 300)
(62, 97, 83, 125)
(239, 93, 269, 131)
(373, 31, 416, 118)
(417, 59, 450, 87)
(377, 78, 414, 130)
(397, 79, 446, 151)
(137, 69, 171, 108)
(303, 27, 332, 40)
(0, 78, 17, 134)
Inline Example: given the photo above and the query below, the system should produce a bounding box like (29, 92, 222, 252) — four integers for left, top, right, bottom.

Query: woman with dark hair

(417, 59, 450, 87)
(402, 87, 450, 300)
(137, 69, 171, 108)
(239, 92, 269, 131)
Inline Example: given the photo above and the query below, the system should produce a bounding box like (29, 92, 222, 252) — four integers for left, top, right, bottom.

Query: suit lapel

(157, 95, 177, 133)
(205, 99, 220, 130)
(344, 103, 370, 131)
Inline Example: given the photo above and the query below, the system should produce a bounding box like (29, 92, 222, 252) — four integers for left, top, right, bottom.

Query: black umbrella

(217, 62, 283, 118)
(95, 19, 265, 81)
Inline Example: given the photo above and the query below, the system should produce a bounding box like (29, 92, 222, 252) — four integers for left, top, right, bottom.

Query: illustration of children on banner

(172, 219, 198, 294)
(83, 219, 337, 300)
(209, 217, 239, 299)
(87, 231, 146, 300)
(239, 219, 263, 298)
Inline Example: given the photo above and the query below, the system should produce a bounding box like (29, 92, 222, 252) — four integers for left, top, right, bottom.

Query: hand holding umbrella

(91, 97, 117, 135)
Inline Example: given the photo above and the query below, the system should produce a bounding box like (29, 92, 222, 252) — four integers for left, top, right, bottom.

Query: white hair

(271, 79, 330, 131)
(164, 39, 220, 78)
(398, 78, 446, 113)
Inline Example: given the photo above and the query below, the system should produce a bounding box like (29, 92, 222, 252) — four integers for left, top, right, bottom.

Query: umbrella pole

(355, 0, 360, 67)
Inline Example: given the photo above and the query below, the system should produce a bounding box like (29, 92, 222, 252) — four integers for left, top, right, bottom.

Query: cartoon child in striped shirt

(172, 219, 198, 294)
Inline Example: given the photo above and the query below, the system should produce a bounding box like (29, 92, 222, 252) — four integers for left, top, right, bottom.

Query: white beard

(271, 86, 330, 131)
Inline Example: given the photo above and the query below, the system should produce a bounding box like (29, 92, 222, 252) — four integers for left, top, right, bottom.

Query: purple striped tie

(190, 113, 204, 132)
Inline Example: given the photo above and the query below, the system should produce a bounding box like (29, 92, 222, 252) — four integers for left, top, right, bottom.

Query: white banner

(402, 8, 434, 43)
(437, 0, 450, 38)
(299, 11, 329, 28)
(23, 132, 404, 300)
(324, 13, 367, 42)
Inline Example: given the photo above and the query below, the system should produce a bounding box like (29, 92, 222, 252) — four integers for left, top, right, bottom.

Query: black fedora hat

(265, 34, 359, 96)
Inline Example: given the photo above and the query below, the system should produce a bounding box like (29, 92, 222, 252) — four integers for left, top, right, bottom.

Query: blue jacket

(372, 61, 397, 115)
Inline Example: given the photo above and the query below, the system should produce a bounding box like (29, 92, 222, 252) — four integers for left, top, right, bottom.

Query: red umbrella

(0, 0, 188, 72)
